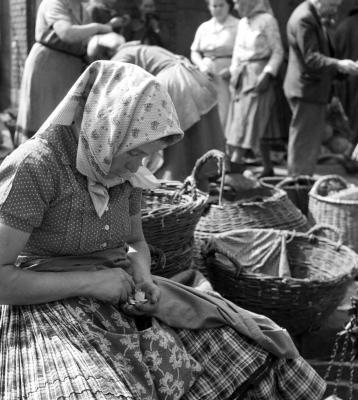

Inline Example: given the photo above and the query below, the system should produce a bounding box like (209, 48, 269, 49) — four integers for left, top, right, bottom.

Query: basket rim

(205, 187, 290, 208)
(308, 174, 358, 206)
(142, 185, 209, 216)
(205, 228, 358, 282)
(309, 191, 358, 206)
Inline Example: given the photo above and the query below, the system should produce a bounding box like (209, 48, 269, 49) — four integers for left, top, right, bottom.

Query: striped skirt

(0, 297, 326, 400)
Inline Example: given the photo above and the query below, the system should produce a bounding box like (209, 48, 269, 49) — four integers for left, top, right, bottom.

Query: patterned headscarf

(38, 60, 183, 216)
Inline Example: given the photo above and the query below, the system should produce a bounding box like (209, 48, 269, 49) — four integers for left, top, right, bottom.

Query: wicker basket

(193, 152, 311, 273)
(260, 175, 316, 216)
(141, 179, 208, 277)
(309, 174, 358, 252)
(204, 226, 358, 336)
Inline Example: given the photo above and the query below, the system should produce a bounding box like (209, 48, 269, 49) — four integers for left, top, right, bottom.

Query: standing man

(284, 0, 358, 176)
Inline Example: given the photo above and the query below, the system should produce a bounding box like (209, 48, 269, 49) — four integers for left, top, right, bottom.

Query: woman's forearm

(0, 264, 96, 305)
(127, 240, 152, 283)
(191, 51, 204, 68)
(54, 22, 108, 43)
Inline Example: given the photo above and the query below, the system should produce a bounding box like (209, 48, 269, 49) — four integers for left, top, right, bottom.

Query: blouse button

(104, 224, 110, 231)
(101, 242, 108, 248)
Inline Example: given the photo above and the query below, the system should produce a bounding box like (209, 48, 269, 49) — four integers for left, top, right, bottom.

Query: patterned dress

(225, 12, 284, 153)
(0, 126, 326, 399)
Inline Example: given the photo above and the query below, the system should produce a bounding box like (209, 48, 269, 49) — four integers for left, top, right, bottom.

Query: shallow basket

(309, 174, 358, 252)
(192, 152, 311, 273)
(141, 180, 208, 277)
(260, 175, 316, 216)
(204, 226, 358, 336)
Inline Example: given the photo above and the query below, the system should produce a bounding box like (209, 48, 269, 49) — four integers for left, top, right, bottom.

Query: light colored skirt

(15, 43, 85, 139)
(0, 297, 326, 400)
(157, 62, 217, 131)
(225, 61, 276, 154)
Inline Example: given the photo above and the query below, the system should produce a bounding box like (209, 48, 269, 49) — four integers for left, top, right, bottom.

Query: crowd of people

(3, 0, 358, 398)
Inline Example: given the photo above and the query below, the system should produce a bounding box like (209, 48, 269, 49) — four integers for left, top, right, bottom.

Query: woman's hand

(122, 280, 161, 316)
(219, 67, 231, 81)
(90, 267, 135, 304)
(95, 23, 113, 35)
(254, 71, 272, 93)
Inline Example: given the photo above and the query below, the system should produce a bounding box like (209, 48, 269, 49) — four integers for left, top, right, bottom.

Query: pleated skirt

(0, 297, 326, 400)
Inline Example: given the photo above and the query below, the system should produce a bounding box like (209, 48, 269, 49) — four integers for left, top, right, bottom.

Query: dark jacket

(283, 0, 339, 104)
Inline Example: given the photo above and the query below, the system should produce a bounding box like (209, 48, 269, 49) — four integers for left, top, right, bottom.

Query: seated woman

(88, 36, 225, 181)
(0, 60, 325, 400)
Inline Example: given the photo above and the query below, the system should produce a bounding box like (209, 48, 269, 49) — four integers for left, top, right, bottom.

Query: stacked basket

(203, 226, 358, 336)
(309, 174, 358, 253)
(192, 151, 311, 273)
(260, 175, 316, 216)
(142, 180, 208, 278)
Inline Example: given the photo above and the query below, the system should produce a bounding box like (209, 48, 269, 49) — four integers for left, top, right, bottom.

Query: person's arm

(295, 17, 358, 75)
(190, 24, 210, 73)
(53, 19, 112, 43)
(256, 15, 284, 92)
(126, 212, 160, 304)
(0, 223, 135, 305)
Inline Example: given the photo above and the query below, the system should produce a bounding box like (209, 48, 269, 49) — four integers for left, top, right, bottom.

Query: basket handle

(309, 174, 349, 196)
(307, 224, 343, 244)
(276, 175, 314, 188)
(188, 149, 227, 206)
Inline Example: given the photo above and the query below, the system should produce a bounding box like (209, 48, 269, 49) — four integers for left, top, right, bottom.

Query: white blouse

(230, 12, 283, 77)
(191, 15, 239, 74)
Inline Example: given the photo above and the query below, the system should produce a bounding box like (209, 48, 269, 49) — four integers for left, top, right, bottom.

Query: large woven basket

(204, 226, 358, 336)
(193, 152, 311, 273)
(141, 180, 208, 277)
(309, 174, 358, 252)
(260, 175, 316, 216)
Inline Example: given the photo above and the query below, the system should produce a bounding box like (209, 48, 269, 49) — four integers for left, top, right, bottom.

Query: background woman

(0, 60, 325, 400)
(225, 0, 283, 177)
(15, 0, 111, 145)
(191, 0, 239, 129)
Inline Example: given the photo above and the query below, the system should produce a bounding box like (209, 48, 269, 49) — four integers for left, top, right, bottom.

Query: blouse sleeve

(190, 23, 204, 52)
(263, 14, 284, 76)
(44, 0, 72, 25)
(0, 154, 55, 233)
(129, 187, 143, 216)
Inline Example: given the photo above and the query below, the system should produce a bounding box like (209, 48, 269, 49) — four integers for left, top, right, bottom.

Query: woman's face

(208, 0, 230, 23)
(109, 140, 165, 175)
(317, 0, 342, 19)
(233, 0, 254, 17)
(140, 0, 156, 16)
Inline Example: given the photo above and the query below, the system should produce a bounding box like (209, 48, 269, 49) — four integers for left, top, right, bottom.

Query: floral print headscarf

(38, 60, 183, 216)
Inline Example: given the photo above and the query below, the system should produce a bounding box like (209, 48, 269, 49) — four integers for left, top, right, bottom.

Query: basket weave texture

(204, 227, 358, 336)
(260, 175, 316, 216)
(141, 180, 208, 277)
(193, 152, 310, 272)
(309, 174, 358, 252)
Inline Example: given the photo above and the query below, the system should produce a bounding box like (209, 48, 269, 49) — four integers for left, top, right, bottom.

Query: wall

(0, 0, 11, 109)
(9, 0, 29, 106)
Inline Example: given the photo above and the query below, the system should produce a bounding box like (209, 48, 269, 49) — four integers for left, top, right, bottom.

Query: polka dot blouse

(0, 125, 142, 264)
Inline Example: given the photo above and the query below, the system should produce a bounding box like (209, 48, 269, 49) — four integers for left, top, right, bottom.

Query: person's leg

(287, 98, 326, 176)
(259, 141, 274, 177)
